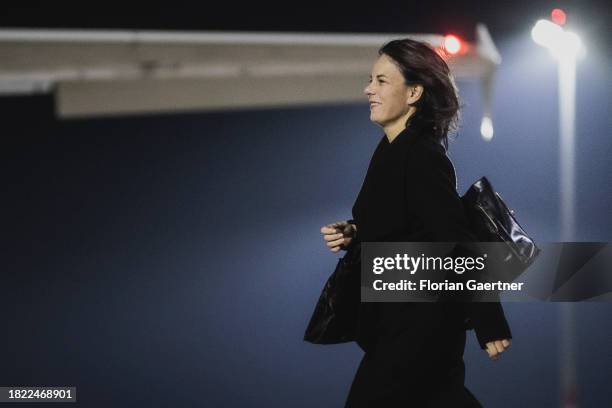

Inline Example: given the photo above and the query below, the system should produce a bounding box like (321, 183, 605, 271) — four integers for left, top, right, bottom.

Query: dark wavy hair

(379, 38, 460, 150)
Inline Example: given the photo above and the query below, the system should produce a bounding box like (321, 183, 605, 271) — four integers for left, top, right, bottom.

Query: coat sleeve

(405, 143, 512, 349)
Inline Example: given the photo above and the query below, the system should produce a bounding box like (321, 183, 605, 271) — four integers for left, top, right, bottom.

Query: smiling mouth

(369, 102, 381, 108)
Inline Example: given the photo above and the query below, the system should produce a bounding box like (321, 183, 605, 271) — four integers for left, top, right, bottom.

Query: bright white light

(558, 31, 586, 59)
(558, 56, 576, 240)
(480, 116, 494, 141)
(531, 19, 586, 60)
(444, 35, 461, 54)
(531, 19, 563, 48)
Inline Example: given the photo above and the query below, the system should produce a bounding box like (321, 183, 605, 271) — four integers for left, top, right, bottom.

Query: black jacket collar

(385, 115, 430, 147)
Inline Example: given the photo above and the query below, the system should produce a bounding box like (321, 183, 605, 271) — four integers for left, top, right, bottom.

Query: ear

(406, 84, 424, 105)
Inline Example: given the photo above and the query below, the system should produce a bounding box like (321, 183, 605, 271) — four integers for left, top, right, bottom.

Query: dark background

(1, 1, 610, 46)
(3, 1, 612, 407)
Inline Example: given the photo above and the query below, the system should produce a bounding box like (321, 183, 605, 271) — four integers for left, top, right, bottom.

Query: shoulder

(404, 136, 457, 190)
(406, 137, 453, 171)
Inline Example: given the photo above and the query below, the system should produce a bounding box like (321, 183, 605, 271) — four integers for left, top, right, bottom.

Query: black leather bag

(303, 242, 360, 344)
(461, 177, 540, 282)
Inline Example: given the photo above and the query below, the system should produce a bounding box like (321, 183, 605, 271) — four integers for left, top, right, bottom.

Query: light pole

(531, 13, 585, 408)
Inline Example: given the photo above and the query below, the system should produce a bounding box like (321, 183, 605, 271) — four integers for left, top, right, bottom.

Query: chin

(370, 117, 384, 127)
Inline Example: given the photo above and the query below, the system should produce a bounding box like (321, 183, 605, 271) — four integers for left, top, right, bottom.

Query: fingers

(320, 226, 336, 234)
(485, 343, 499, 360)
(323, 232, 344, 242)
(324, 235, 352, 252)
(328, 221, 347, 228)
(321, 224, 348, 242)
(321, 221, 353, 252)
(329, 238, 351, 252)
(326, 237, 345, 249)
(320, 226, 341, 234)
(485, 338, 512, 360)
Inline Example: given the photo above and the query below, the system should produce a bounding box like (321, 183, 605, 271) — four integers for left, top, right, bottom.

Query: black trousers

(345, 305, 482, 408)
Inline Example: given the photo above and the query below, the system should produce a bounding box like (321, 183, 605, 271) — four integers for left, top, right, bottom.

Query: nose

(364, 83, 374, 97)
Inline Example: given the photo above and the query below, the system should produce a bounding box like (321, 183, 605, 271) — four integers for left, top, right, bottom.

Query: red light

(444, 35, 462, 55)
(551, 8, 567, 25)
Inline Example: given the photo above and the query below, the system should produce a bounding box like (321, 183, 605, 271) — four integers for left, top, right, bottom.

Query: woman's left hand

(485, 338, 511, 360)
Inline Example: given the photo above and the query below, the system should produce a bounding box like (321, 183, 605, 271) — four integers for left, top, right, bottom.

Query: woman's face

(364, 54, 416, 128)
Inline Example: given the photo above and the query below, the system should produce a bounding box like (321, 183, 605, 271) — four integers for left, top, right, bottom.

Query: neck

(384, 108, 417, 143)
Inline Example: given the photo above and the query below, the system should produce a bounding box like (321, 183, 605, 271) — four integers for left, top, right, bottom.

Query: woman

(320, 39, 512, 407)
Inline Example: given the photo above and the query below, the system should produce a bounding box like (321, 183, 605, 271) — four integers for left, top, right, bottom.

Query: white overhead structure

(0, 24, 500, 131)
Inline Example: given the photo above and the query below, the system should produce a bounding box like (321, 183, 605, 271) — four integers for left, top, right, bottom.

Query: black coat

(345, 117, 511, 407)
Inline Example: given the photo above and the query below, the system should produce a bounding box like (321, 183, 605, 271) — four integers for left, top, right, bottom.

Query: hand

(320, 221, 357, 253)
(485, 338, 511, 360)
